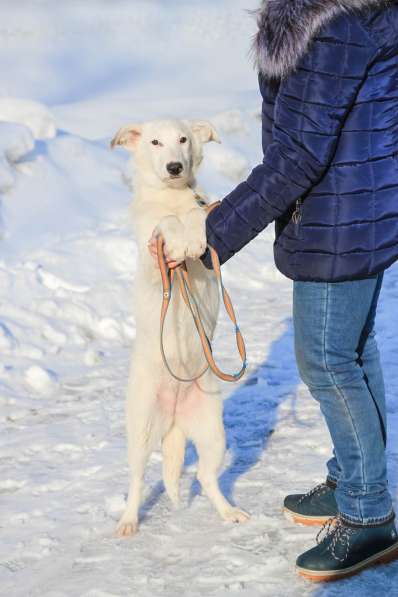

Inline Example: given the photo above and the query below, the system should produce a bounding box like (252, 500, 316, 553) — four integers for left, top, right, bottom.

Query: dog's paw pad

(115, 521, 138, 537)
(222, 507, 251, 524)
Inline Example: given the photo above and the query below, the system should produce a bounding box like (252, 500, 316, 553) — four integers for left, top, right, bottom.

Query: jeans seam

(323, 284, 367, 501)
(321, 284, 329, 374)
(327, 372, 367, 488)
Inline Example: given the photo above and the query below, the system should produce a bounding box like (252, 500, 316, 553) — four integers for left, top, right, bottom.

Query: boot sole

(283, 507, 334, 527)
(296, 540, 398, 582)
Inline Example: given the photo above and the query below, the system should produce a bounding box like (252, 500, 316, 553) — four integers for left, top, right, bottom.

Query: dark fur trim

(252, 0, 394, 79)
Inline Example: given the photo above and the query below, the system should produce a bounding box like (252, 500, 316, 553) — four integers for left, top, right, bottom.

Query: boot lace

(316, 516, 356, 562)
(297, 483, 328, 505)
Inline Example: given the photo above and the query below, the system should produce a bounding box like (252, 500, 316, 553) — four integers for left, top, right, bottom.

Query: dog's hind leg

(177, 377, 250, 523)
(194, 419, 250, 523)
(116, 364, 167, 538)
(116, 414, 156, 537)
(162, 424, 186, 506)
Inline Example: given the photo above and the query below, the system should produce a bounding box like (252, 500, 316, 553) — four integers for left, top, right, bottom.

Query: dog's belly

(156, 385, 178, 417)
(156, 381, 205, 419)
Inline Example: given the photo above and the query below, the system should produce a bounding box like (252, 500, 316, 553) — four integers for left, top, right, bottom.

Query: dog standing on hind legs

(111, 118, 250, 536)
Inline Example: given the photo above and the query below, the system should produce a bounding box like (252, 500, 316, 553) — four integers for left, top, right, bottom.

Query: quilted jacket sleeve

(201, 20, 377, 268)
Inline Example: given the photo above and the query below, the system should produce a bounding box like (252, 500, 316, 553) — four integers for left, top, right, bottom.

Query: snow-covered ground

(1, 2, 397, 596)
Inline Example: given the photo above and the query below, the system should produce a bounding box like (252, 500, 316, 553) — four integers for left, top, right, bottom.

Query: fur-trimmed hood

(253, 0, 395, 79)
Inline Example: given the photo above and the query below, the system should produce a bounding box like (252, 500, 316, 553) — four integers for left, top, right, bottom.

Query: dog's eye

(151, 139, 160, 146)
(180, 136, 187, 144)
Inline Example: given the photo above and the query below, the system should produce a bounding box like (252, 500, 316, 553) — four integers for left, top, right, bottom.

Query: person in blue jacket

(201, 0, 398, 581)
(150, 0, 398, 581)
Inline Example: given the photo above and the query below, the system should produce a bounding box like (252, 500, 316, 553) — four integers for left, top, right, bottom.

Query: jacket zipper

(292, 198, 303, 229)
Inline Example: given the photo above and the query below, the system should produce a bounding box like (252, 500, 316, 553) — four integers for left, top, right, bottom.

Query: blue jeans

(293, 274, 393, 525)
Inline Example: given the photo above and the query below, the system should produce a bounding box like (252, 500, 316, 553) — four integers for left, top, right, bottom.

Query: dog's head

(111, 119, 220, 189)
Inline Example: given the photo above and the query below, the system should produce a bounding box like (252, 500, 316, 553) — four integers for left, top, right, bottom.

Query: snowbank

(0, 98, 56, 139)
(0, 121, 34, 192)
(0, 99, 55, 194)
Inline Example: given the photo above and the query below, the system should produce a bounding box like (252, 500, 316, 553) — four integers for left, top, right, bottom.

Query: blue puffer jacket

(202, 0, 398, 282)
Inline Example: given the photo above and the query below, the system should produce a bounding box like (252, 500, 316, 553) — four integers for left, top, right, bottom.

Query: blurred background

(0, 0, 261, 253)
(0, 0, 259, 136)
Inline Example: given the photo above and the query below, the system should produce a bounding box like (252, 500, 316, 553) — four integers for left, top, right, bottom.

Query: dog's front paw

(156, 216, 187, 263)
(221, 507, 251, 524)
(185, 231, 207, 261)
(115, 518, 139, 538)
(163, 236, 187, 263)
(183, 208, 207, 260)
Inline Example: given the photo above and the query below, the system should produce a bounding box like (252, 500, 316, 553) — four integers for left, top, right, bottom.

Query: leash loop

(156, 206, 247, 384)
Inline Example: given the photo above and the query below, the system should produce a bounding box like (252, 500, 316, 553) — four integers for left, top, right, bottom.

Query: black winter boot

(296, 515, 398, 581)
(284, 480, 338, 526)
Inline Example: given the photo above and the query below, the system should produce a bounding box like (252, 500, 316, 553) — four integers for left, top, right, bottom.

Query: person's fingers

(148, 243, 156, 256)
(148, 242, 159, 265)
(168, 261, 179, 269)
(164, 252, 178, 265)
(147, 235, 182, 269)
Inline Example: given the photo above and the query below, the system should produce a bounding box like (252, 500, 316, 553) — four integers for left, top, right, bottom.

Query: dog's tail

(162, 424, 186, 505)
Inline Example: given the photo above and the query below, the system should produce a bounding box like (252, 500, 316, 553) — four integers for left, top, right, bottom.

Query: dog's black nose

(167, 162, 183, 176)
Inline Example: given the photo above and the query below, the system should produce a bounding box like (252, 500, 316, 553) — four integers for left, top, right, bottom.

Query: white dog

(111, 118, 249, 536)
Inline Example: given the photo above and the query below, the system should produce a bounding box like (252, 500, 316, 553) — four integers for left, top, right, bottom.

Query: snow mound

(212, 110, 248, 135)
(24, 365, 59, 395)
(0, 121, 35, 162)
(0, 98, 56, 140)
(207, 144, 249, 182)
(0, 121, 34, 192)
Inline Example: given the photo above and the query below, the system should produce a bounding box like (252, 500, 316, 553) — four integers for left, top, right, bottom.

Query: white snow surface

(1, 2, 397, 596)
(0, 98, 56, 140)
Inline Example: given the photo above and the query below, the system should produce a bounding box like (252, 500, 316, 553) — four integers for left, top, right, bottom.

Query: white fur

(111, 119, 249, 536)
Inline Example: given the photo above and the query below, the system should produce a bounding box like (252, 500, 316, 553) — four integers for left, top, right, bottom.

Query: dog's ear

(190, 121, 221, 144)
(110, 124, 142, 151)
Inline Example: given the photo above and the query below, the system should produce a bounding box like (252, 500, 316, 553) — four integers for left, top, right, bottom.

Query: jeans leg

(357, 274, 387, 445)
(326, 273, 386, 485)
(293, 276, 393, 525)
(326, 451, 340, 485)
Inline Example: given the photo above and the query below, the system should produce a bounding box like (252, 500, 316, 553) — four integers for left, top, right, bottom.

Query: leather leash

(156, 202, 247, 383)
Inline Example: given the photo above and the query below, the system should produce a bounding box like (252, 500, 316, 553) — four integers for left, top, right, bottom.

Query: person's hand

(147, 230, 181, 269)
